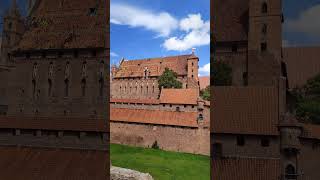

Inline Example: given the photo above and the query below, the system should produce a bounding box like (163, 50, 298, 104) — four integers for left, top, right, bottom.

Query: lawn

(110, 143, 210, 180)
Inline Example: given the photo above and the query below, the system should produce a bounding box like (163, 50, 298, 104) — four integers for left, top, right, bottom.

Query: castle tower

(248, 0, 282, 58)
(0, 0, 25, 64)
(247, 0, 283, 86)
(187, 49, 199, 81)
(279, 113, 302, 180)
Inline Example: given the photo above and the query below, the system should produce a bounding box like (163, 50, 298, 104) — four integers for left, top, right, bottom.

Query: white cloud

(110, 3, 178, 37)
(199, 63, 210, 76)
(285, 4, 320, 37)
(163, 14, 210, 51)
(110, 52, 118, 57)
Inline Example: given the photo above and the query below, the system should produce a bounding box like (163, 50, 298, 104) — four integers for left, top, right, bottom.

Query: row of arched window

(119, 84, 156, 94)
(31, 61, 105, 98)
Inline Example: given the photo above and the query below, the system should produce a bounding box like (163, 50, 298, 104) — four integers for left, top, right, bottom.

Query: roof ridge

(122, 54, 193, 62)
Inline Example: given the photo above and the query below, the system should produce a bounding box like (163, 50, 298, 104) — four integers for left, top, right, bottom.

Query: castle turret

(279, 112, 303, 179)
(1, 0, 25, 64)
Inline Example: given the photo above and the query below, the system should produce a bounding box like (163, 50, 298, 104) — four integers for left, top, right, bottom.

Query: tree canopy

(291, 74, 320, 124)
(200, 85, 210, 101)
(158, 68, 182, 89)
(212, 61, 232, 86)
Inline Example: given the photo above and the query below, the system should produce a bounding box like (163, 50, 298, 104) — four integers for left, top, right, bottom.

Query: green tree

(212, 61, 232, 86)
(200, 85, 210, 101)
(158, 68, 182, 89)
(292, 74, 320, 124)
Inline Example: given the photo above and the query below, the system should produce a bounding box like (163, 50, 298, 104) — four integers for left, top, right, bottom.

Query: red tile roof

(16, 0, 107, 50)
(160, 88, 199, 105)
(213, 0, 249, 42)
(283, 47, 320, 88)
(199, 76, 210, 90)
(110, 108, 198, 127)
(110, 98, 160, 104)
(212, 87, 279, 135)
(212, 158, 280, 180)
(0, 116, 108, 132)
(0, 147, 108, 180)
(114, 55, 197, 78)
(302, 124, 320, 140)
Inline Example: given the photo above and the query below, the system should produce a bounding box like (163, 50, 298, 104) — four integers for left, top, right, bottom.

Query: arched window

(48, 79, 52, 96)
(262, 24, 267, 35)
(146, 86, 148, 94)
(198, 114, 203, 120)
(64, 79, 69, 97)
(32, 79, 36, 98)
(152, 86, 155, 93)
(262, 2, 268, 14)
(99, 78, 104, 96)
(81, 78, 86, 96)
(285, 164, 296, 179)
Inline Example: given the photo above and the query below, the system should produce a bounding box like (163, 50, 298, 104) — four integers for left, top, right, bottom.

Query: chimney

(191, 48, 196, 55)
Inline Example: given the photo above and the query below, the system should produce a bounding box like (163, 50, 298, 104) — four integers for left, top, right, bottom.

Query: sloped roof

(110, 108, 198, 127)
(16, 0, 107, 50)
(212, 87, 279, 135)
(160, 88, 199, 105)
(213, 0, 249, 42)
(212, 158, 280, 180)
(0, 116, 107, 132)
(110, 98, 160, 104)
(0, 147, 108, 180)
(114, 55, 197, 78)
(199, 76, 210, 90)
(283, 47, 320, 88)
(302, 124, 320, 140)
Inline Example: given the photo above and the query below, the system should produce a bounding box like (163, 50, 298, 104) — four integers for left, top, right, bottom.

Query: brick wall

(111, 122, 210, 155)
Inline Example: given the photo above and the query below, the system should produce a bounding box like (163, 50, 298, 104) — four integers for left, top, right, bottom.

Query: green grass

(110, 143, 210, 180)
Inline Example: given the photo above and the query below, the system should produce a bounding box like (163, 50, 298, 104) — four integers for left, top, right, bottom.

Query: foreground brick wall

(299, 139, 320, 180)
(111, 122, 210, 155)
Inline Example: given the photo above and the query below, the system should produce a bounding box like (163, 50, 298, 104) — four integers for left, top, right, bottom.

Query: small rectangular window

(261, 138, 270, 147)
(237, 136, 245, 146)
(261, 43, 267, 52)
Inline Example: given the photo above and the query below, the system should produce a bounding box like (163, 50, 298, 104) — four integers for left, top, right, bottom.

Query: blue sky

(283, 0, 320, 47)
(110, 0, 210, 76)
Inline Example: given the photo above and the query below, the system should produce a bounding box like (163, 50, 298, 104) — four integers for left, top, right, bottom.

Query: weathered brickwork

(111, 122, 209, 155)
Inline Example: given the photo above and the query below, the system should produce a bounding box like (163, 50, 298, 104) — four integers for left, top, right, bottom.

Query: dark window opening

(74, 50, 79, 58)
(32, 79, 36, 98)
(237, 136, 245, 146)
(42, 52, 46, 58)
(285, 164, 297, 179)
(99, 78, 104, 96)
(261, 138, 270, 147)
(91, 50, 97, 57)
(48, 79, 52, 96)
(192, 62, 194, 66)
(262, 2, 268, 14)
(26, 53, 31, 59)
(8, 22, 12, 29)
(58, 52, 63, 58)
(243, 72, 248, 86)
(198, 114, 203, 120)
(212, 143, 223, 159)
(262, 24, 267, 35)
(232, 44, 238, 52)
(176, 107, 180, 112)
(81, 79, 86, 96)
(64, 79, 69, 97)
(261, 42, 267, 52)
(89, 8, 97, 16)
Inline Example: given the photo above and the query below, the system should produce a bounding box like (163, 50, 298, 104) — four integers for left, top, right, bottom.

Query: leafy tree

(291, 74, 320, 124)
(200, 85, 210, 101)
(212, 61, 232, 86)
(158, 68, 182, 89)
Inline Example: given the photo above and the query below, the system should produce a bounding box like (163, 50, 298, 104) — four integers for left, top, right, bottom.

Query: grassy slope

(110, 144, 210, 180)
